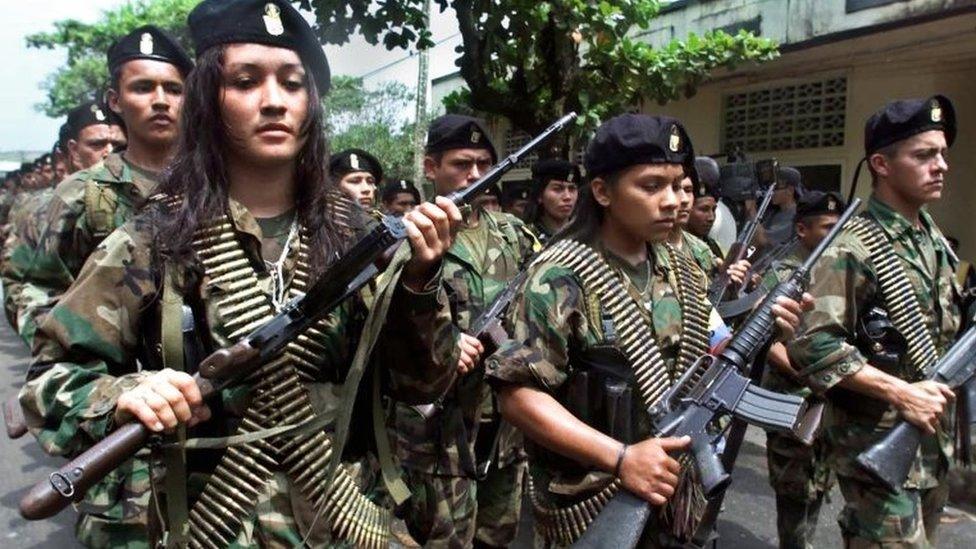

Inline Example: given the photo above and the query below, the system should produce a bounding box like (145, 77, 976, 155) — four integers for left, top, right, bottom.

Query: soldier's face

(873, 130, 949, 206)
(54, 158, 67, 181)
(593, 163, 682, 244)
(69, 124, 116, 171)
(676, 176, 694, 226)
(39, 165, 54, 185)
(109, 60, 184, 148)
(688, 196, 717, 237)
(384, 192, 418, 216)
(425, 149, 493, 195)
(540, 180, 578, 224)
(504, 198, 529, 219)
(337, 171, 376, 209)
(796, 214, 839, 252)
(471, 194, 500, 212)
(220, 44, 310, 169)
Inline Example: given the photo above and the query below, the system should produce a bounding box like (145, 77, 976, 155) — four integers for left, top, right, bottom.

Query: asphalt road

(0, 313, 973, 548)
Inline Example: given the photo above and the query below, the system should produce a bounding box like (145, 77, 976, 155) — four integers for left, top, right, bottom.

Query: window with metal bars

(723, 77, 846, 153)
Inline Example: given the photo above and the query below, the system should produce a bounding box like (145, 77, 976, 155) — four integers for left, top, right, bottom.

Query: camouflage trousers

(765, 431, 833, 549)
(835, 475, 948, 548)
(399, 468, 477, 548)
(475, 459, 526, 548)
(398, 460, 525, 548)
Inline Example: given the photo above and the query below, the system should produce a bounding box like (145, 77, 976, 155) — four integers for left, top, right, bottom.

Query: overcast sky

(0, 1, 462, 152)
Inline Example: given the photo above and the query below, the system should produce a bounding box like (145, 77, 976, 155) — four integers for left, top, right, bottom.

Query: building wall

(651, 11, 976, 258)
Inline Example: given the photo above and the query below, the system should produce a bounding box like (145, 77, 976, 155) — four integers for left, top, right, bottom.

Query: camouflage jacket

(759, 249, 810, 397)
(20, 196, 459, 545)
(679, 230, 721, 279)
(391, 209, 537, 476)
(1, 188, 54, 330)
(787, 195, 962, 489)
(485, 239, 712, 501)
(14, 154, 159, 348)
(532, 219, 555, 243)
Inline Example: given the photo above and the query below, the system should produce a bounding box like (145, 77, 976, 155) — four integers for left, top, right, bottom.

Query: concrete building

(431, 0, 976, 256)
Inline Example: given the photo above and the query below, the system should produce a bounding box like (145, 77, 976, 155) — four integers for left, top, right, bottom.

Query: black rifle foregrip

(690, 434, 731, 498)
(856, 420, 923, 493)
(20, 422, 150, 520)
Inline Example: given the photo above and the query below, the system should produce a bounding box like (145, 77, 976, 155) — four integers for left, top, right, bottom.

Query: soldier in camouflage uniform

(62, 100, 127, 174)
(391, 114, 538, 547)
(524, 159, 580, 243)
(381, 179, 421, 217)
(789, 96, 962, 547)
(485, 114, 807, 547)
(687, 156, 726, 259)
(761, 191, 845, 549)
(1, 154, 60, 330)
(12, 27, 192, 348)
(330, 148, 383, 210)
(20, 1, 463, 546)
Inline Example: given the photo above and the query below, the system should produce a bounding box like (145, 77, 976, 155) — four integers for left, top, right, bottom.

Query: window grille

(505, 129, 538, 170)
(723, 77, 846, 153)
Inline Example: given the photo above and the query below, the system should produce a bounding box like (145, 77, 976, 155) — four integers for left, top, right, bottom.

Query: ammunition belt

(183, 215, 390, 548)
(665, 243, 712, 387)
(526, 475, 621, 546)
(525, 239, 684, 545)
(849, 216, 938, 375)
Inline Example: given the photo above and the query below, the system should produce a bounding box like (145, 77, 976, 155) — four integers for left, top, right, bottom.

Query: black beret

(382, 179, 421, 203)
(584, 114, 693, 178)
(777, 166, 801, 187)
(20, 162, 33, 172)
(107, 25, 193, 76)
(796, 191, 846, 221)
(34, 153, 53, 168)
(531, 159, 581, 187)
(425, 114, 497, 162)
(502, 180, 532, 204)
(65, 101, 114, 140)
(693, 156, 721, 200)
(864, 95, 956, 155)
(329, 149, 384, 182)
(479, 183, 502, 199)
(189, 0, 331, 95)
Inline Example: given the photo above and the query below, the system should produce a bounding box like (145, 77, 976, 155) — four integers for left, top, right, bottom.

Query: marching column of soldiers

(0, 1, 972, 548)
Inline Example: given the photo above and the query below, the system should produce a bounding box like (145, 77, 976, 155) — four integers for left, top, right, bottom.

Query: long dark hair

(551, 172, 620, 245)
(154, 46, 342, 282)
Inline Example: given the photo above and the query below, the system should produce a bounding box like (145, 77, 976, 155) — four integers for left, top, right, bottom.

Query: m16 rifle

(707, 175, 777, 306)
(18, 113, 578, 522)
(575, 198, 862, 549)
(856, 320, 976, 492)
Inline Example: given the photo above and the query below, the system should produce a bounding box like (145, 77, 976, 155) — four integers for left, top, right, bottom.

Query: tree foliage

(27, 0, 200, 117)
(327, 76, 417, 181)
(303, 0, 778, 155)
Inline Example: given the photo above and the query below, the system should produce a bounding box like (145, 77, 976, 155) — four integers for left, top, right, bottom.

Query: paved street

(0, 312, 974, 548)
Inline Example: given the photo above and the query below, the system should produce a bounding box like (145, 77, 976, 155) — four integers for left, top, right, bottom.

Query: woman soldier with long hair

(20, 1, 462, 546)
(486, 114, 809, 546)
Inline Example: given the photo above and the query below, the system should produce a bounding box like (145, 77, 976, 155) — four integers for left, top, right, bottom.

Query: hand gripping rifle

(19, 113, 578, 522)
(707, 182, 777, 306)
(575, 198, 862, 549)
(856, 319, 976, 492)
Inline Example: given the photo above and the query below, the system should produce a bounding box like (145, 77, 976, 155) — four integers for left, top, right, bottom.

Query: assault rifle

(575, 198, 862, 549)
(707, 181, 777, 306)
(18, 113, 578, 522)
(856, 320, 976, 492)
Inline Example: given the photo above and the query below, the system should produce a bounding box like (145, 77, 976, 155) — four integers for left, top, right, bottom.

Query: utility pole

(412, 0, 431, 198)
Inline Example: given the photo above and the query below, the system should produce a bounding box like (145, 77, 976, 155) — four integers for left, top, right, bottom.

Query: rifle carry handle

(19, 422, 150, 520)
(855, 420, 922, 493)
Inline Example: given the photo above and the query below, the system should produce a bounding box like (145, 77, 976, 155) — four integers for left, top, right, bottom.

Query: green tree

(302, 0, 778, 156)
(27, 0, 200, 117)
(328, 76, 417, 181)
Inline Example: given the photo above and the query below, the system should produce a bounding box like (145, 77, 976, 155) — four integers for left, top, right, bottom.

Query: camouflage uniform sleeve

(509, 215, 542, 259)
(377, 267, 461, 404)
(787, 235, 877, 394)
(18, 178, 93, 337)
(486, 263, 586, 393)
(1, 229, 25, 329)
(19, 219, 158, 457)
